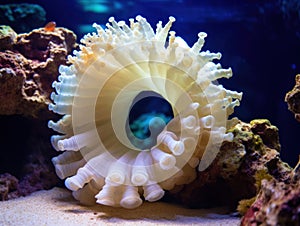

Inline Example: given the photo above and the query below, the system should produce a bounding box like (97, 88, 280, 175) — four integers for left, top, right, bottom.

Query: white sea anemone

(48, 15, 242, 209)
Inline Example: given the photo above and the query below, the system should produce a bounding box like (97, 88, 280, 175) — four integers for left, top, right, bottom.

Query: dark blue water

(2, 0, 300, 166)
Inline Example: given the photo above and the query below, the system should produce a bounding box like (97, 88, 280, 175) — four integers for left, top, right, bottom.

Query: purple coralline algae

(0, 25, 77, 199)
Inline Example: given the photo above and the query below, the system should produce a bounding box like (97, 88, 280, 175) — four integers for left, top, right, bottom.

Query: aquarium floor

(0, 187, 240, 226)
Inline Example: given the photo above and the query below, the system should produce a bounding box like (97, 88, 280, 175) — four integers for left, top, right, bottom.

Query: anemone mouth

(127, 91, 174, 149)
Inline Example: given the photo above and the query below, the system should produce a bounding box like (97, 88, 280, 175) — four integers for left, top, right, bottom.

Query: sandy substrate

(0, 187, 240, 226)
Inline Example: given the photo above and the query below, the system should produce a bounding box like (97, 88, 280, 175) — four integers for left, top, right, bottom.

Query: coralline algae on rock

(0, 25, 77, 199)
(0, 173, 18, 201)
(286, 74, 300, 122)
(0, 25, 17, 51)
(241, 163, 299, 225)
(240, 74, 300, 225)
(0, 26, 77, 117)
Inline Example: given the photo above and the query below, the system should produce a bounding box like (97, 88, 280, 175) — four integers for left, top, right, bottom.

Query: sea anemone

(48, 15, 242, 209)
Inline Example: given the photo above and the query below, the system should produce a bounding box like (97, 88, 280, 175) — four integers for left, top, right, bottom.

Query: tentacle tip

(169, 31, 176, 36)
(135, 15, 143, 21)
(172, 141, 184, 156)
(48, 103, 55, 112)
(120, 197, 143, 209)
(57, 140, 64, 151)
(198, 32, 207, 38)
(131, 173, 148, 186)
(96, 198, 115, 207)
(65, 178, 82, 191)
(92, 22, 98, 28)
(191, 102, 200, 109)
(47, 120, 53, 129)
(51, 81, 57, 89)
(169, 16, 176, 22)
(107, 173, 125, 185)
(238, 92, 243, 100)
(108, 17, 115, 22)
(224, 132, 234, 142)
(145, 189, 165, 202)
(117, 21, 125, 26)
(160, 156, 176, 170)
(50, 92, 55, 101)
(54, 165, 66, 180)
(51, 156, 58, 165)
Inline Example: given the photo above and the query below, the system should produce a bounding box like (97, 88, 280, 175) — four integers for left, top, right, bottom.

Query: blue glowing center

(127, 91, 174, 150)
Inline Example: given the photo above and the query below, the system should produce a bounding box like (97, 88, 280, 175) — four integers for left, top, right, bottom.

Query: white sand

(0, 187, 240, 226)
